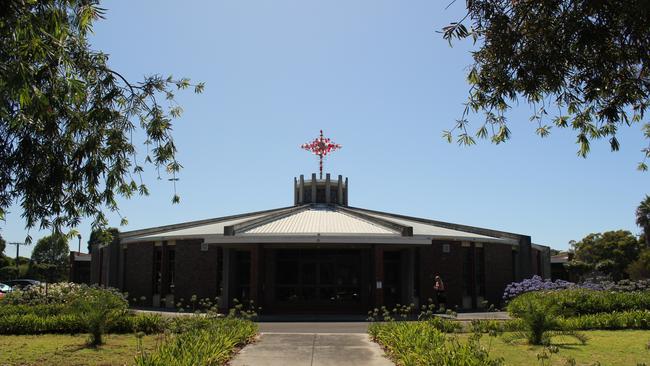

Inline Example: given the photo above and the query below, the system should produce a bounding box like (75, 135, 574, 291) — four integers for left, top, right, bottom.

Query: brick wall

(124, 242, 154, 305)
(174, 240, 219, 303)
(420, 241, 517, 310)
(484, 243, 513, 307)
(419, 241, 463, 309)
(90, 244, 100, 285)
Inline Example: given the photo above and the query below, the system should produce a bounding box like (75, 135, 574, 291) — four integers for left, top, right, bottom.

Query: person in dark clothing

(434, 275, 446, 307)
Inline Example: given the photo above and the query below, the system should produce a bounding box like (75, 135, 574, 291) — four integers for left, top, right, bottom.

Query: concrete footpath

(230, 313, 510, 365)
(230, 333, 394, 366)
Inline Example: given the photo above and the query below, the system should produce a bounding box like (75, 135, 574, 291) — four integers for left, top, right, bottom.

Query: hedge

(507, 289, 650, 316)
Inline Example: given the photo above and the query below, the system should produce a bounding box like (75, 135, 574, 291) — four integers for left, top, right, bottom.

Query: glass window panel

(301, 263, 317, 285)
(319, 263, 334, 285)
(277, 261, 299, 285)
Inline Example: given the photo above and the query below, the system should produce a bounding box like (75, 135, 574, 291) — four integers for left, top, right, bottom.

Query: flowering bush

(502, 276, 583, 301)
(503, 276, 650, 302)
(0, 282, 91, 305)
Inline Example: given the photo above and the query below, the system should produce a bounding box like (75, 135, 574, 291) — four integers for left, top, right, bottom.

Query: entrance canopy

(120, 204, 518, 246)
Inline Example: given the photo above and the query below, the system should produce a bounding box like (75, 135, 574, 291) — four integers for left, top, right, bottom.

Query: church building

(90, 132, 550, 314)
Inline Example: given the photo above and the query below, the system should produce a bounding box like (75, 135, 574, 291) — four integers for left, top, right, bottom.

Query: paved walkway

(230, 333, 394, 366)
(258, 322, 369, 334)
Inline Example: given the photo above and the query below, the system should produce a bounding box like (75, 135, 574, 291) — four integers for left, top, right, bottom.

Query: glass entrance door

(273, 249, 366, 311)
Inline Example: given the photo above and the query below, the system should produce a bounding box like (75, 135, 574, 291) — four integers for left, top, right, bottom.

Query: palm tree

(506, 293, 587, 346)
(637, 195, 650, 248)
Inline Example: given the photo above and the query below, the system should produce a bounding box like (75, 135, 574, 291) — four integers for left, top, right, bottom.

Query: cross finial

(301, 130, 342, 179)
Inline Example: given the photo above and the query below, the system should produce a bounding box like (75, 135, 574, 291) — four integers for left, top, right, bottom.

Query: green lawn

(458, 330, 650, 366)
(0, 334, 162, 366)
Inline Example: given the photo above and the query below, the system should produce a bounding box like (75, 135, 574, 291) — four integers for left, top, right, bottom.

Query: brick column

(374, 245, 384, 307)
(160, 241, 169, 298)
(249, 245, 260, 303)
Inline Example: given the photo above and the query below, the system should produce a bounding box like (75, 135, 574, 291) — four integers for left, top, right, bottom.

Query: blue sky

(2, 0, 648, 257)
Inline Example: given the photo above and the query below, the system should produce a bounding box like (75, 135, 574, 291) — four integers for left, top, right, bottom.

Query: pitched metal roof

(243, 206, 396, 235)
(346, 209, 504, 241)
(120, 204, 520, 245)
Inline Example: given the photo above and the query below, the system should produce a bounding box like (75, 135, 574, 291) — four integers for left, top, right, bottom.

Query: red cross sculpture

(301, 130, 342, 179)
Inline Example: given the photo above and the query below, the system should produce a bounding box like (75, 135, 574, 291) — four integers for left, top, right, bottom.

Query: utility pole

(8, 242, 30, 279)
(77, 234, 82, 253)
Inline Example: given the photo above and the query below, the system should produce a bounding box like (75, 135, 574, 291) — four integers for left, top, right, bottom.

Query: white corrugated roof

(244, 207, 396, 235)
(127, 214, 267, 241)
(353, 210, 505, 241)
(121, 205, 519, 245)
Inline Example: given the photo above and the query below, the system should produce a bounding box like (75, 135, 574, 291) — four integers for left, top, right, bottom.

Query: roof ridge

(345, 206, 525, 240)
(225, 205, 311, 236)
(335, 206, 412, 236)
(119, 205, 296, 239)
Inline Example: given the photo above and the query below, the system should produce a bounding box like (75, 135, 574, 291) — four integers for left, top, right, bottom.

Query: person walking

(434, 275, 446, 308)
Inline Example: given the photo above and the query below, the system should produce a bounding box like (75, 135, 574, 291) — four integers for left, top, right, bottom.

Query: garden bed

(458, 330, 650, 366)
(370, 322, 650, 366)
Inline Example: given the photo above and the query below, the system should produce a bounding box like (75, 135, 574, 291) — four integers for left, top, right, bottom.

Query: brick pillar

(220, 248, 231, 310)
(160, 241, 169, 298)
(249, 245, 260, 303)
(374, 245, 384, 306)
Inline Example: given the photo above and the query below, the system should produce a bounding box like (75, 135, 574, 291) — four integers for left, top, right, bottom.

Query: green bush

(558, 310, 650, 330)
(134, 317, 257, 366)
(128, 313, 166, 334)
(506, 293, 587, 345)
(369, 321, 503, 366)
(0, 310, 167, 335)
(1, 282, 91, 305)
(507, 289, 650, 317)
(69, 286, 129, 346)
(0, 303, 66, 317)
(0, 313, 83, 334)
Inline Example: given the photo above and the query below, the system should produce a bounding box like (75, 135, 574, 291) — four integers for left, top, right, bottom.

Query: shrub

(503, 276, 650, 302)
(502, 276, 597, 301)
(1, 282, 89, 305)
(558, 310, 650, 330)
(508, 289, 650, 316)
(129, 313, 166, 334)
(134, 317, 257, 366)
(0, 313, 83, 334)
(369, 321, 504, 366)
(506, 293, 587, 346)
(68, 287, 129, 346)
(0, 310, 167, 335)
(0, 303, 66, 317)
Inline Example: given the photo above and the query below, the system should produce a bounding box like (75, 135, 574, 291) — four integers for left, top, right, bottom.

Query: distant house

(551, 252, 575, 281)
(69, 252, 91, 284)
(91, 173, 550, 313)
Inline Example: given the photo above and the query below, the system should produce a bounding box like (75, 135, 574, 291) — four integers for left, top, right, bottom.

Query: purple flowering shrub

(502, 276, 604, 301)
(503, 276, 650, 302)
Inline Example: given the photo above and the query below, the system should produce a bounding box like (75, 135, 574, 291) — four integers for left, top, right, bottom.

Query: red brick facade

(94, 239, 549, 311)
(173, 240, 220, 303)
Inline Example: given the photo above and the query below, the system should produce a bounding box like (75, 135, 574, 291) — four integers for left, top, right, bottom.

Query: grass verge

(458, 330, 650, 366)
(370, 321, 650, 366)
(0, 333, 162, 366)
